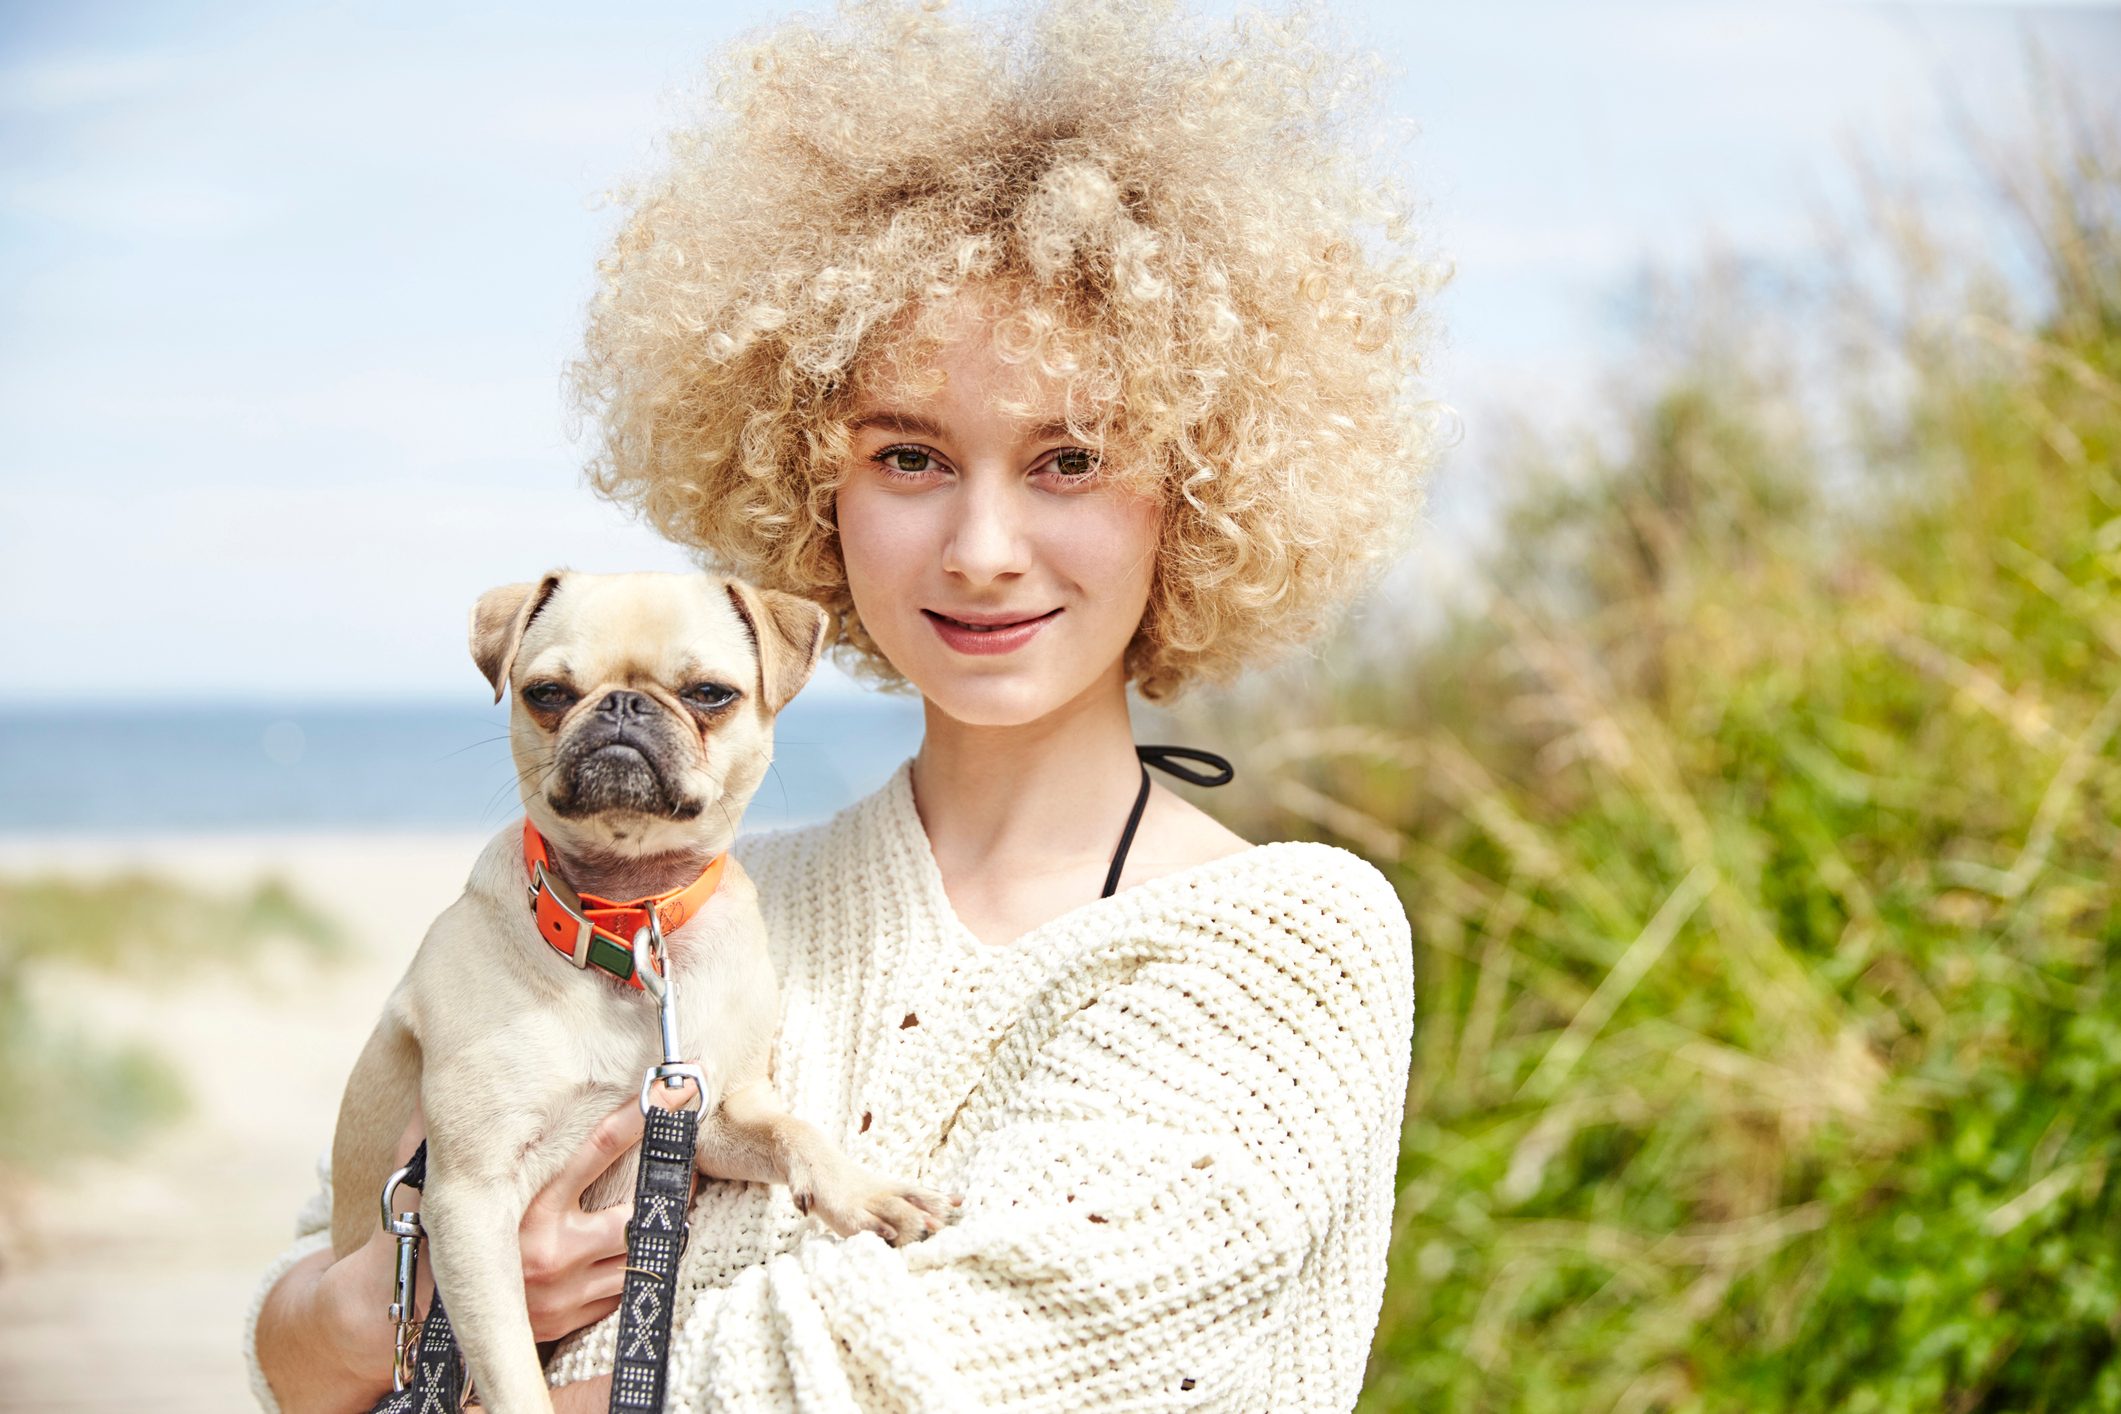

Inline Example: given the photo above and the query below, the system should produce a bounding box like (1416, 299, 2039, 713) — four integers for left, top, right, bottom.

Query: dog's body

(328, 569, 956, 1413)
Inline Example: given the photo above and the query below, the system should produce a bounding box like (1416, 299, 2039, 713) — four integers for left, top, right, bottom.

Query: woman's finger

(585, 1254, 630, 1302)
(551, 1369, 614, 1412)
(536, 1289, 624, 1345)
(532, 1098, 645, 1215)
(592, 1200, 632, 1256)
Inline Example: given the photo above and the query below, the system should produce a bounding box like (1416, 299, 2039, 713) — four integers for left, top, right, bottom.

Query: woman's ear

(470, 571, 567, 704)
(722, 578, 830, 713)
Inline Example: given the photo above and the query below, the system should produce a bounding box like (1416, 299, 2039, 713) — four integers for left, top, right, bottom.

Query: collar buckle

(530, 859, 597, 968)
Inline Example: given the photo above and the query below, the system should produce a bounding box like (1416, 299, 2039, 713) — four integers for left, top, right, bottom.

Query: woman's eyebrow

(846, 410, 946, 438)
(845, 410, 1081, 443)
(1024, 418, 1077, 443)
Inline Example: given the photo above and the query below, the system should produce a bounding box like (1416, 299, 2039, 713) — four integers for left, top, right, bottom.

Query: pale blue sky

(2, 1, 2115, 703)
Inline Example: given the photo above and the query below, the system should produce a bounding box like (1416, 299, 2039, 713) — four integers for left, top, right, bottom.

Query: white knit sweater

(244, 758, 1415, 1411)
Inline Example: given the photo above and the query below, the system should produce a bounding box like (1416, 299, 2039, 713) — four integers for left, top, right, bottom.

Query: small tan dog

(328, 568, 957, 1413)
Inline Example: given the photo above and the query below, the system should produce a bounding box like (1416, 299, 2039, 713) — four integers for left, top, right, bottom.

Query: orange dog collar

(522, 818, 726, 989)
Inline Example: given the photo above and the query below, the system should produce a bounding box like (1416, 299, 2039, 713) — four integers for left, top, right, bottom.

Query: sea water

(0, 692, 928, 836)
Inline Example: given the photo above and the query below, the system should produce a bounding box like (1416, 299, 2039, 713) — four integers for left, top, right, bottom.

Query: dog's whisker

(492, 750, 551, 798)
(442, 733, 514, 761)
(480, 748, 556, 819)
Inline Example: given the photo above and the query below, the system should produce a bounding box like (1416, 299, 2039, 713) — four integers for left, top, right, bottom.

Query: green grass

(1186, 82, 2121, 1414)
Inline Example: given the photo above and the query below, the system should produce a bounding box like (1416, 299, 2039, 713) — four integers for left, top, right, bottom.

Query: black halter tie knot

(1100, 743, 1236, 899)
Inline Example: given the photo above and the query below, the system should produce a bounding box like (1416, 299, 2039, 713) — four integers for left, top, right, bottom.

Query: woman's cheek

(838, 480, 936, 656)
(1070, 494, 1161, 620)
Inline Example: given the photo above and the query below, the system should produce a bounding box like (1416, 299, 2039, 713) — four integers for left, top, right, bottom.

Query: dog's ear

(722, 578, 830, 714)
(470, 571, 567, 705)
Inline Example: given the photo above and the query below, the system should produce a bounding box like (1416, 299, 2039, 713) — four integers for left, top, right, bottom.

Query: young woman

(249, 1, 1446, 1408)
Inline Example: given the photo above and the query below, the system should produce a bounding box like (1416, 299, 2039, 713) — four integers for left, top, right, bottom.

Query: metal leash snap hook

(378, 1162, 425, 1392)
(633, 911, 705, 1114)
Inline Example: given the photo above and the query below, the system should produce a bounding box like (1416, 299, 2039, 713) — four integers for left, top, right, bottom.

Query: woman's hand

(338, 1097, 646, 1341)
(260, 1099, 648, 1412)
(515, 1097, 645, 1341)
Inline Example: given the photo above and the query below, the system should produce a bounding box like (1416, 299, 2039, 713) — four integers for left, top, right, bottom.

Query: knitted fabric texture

(244, 758, 1416, 1411)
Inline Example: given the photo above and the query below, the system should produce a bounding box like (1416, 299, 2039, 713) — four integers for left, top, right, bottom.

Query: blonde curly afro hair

(574, 0, 1451, 701)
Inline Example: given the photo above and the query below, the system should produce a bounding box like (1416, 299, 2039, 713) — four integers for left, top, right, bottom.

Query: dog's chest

(535, 944, 748, 1102)
(552, 950, 750, 1212)
(549, 981, 666, 1079)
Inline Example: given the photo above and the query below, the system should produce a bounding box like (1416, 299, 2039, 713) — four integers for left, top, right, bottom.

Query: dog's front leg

(702, 1078, 960, 1248)
(420, 1171, 552, 1414)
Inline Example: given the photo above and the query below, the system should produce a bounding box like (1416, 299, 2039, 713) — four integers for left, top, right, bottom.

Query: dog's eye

(523, 682, 574, 708)
(684, 682, 738, 709)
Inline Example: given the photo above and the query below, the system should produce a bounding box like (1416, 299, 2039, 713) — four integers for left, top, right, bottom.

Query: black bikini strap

(1101, 767, 1154, 901)
(1100, 744, 1235, 899)
(1137, 743, 1236, 788)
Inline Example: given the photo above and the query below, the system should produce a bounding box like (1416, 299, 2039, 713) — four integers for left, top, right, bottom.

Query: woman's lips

(922, 607, 1061, 656)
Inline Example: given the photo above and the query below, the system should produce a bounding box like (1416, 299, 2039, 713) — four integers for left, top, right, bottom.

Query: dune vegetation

(1190, 83, 2120, 1414)
(0, 872, 345, 1175)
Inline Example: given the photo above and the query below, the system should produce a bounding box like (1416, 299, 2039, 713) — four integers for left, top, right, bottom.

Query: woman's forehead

(838, 281, 1129, 444)
(850, 327, 1087, 427)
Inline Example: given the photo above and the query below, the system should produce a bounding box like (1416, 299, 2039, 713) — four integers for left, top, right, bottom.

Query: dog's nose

(596, 689, 654, 723)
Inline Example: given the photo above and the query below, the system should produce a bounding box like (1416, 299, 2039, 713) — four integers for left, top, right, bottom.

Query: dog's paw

(796, 1163, 964, 1247)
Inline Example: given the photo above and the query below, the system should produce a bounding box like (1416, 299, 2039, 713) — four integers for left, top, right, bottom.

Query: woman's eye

(1044, 447, 1100, 479)
(875, 446, 938, 476)
(685, 683, 738, 708)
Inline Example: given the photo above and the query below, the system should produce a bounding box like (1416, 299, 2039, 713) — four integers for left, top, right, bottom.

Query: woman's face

(835, 302, 1162, 729)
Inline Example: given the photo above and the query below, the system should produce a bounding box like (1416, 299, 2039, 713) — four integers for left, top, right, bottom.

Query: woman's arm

(249, 1100, 648, 1413)
(250, 1234, 398, 1414)
(549, 854, 1417, 1410)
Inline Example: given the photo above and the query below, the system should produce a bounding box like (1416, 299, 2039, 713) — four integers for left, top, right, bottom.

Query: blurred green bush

(0, 871, 345, 1171)
(1194, 82, 2119, 1414)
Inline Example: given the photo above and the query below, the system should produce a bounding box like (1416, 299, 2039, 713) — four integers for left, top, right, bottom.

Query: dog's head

(469, 569, 829, 857)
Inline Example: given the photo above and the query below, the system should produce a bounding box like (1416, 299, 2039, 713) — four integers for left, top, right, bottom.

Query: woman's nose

(940, 471, 1030, 584)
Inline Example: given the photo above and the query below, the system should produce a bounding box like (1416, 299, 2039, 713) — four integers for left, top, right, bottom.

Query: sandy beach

(0, 830, 497, 1412)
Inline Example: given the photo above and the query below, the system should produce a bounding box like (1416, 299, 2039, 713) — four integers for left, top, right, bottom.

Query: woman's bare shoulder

(1129, 783, 1255, 879)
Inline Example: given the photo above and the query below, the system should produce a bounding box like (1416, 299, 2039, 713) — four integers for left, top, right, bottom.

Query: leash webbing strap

(400, 1140, 429, 1189)
(607, 1103, 699, 1412)
(371, 1287, 467, 1414)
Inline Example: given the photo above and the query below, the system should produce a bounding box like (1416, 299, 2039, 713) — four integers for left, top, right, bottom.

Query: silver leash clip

(378, 1161, 424, 1392)
(633, 910, 705, 1114)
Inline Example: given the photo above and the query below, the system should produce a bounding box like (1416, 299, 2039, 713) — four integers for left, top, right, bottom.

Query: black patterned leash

(609, 909, 705, 1412)
(364, 910, 703, 1413)
(606, 1101, 698, 1410)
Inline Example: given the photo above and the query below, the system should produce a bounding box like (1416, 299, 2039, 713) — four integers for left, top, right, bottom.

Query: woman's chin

(911, 661, 1105, 732)
(922, 678, 1067, 730)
